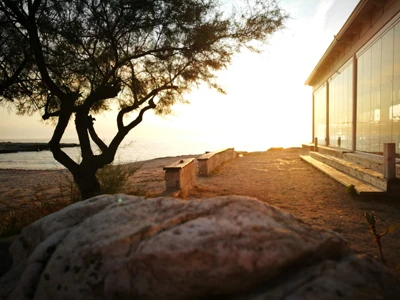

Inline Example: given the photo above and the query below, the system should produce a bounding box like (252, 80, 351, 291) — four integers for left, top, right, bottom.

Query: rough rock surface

(1, 195, 399, 299)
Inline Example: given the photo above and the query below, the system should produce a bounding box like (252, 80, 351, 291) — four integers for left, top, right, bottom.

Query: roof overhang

(304, 0, 372, 86)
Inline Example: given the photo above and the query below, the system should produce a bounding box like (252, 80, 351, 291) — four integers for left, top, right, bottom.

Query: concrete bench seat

(163, 158, 196, 191)
(197, 148, 235, 176)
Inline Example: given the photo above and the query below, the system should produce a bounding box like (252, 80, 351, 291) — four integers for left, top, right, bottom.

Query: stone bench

(163, 158, 196, 191)
(197, 148, 235, 176)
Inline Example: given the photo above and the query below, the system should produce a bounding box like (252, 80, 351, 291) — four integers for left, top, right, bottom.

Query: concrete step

(343, 152, 400, 179)
(300, 155, 385, 195)
(309, 152, 388, 191)
(317, 145, 351, 158)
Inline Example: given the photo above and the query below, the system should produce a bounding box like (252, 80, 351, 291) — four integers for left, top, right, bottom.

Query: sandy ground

(1, 148, 400, 274)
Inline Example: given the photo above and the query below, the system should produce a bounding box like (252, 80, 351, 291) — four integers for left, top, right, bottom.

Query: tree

(0, 0, 286, 199)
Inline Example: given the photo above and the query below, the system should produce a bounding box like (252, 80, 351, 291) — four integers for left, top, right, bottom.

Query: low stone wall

(198, 148, 235, 176)
(163, 158, 196, 191)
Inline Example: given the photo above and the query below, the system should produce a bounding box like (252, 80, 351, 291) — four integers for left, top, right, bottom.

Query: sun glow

(0, 0, 360, 154)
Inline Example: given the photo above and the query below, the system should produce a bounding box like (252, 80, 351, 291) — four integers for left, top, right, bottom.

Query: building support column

(312, 92, 315, 143)
(384, 143, 396, 181)
(352, 54, 357, 152)
(326, 81, 329, 146)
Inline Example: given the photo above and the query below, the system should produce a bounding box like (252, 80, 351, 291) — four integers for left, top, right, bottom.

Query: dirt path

(187, 148, 400, 272)
(1, 148, 400, 273)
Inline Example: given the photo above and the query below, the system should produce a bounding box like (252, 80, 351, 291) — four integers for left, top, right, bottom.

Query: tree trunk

(73, 167, 101, 200)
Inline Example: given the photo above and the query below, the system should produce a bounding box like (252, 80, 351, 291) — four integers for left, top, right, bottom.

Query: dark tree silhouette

(0, 0, 286, 199)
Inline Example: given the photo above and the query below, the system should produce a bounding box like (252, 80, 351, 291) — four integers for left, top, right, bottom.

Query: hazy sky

(0, 0, 360, 151)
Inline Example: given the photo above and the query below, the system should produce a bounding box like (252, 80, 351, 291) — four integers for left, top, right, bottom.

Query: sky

(0, 0, 360, 152)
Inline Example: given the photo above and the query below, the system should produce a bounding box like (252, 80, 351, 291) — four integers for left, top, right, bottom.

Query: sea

(0, 136, 302, 170)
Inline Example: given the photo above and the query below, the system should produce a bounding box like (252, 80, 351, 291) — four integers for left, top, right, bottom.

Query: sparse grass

(0, 185, 70, 237)
(0, 161, 143, 237)
(97, 162, 143, 194)
(58, 161, 144, 201)
(58, 172, 81, 203)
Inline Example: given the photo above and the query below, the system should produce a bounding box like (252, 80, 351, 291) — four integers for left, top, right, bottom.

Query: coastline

(0, 153, 201, 214)
(0, 153, 202, 171)
(0, 142, 79, 154)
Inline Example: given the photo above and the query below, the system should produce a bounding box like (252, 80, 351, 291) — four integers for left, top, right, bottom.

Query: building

(303, 0, 400, 194)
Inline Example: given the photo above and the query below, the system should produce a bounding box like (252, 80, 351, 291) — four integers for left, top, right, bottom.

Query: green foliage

(346, 184, 357, 195)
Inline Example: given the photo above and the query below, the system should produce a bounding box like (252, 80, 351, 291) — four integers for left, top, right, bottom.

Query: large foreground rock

(1, 195, 399, 299)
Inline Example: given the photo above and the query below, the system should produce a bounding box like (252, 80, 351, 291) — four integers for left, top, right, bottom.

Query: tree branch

(30, 0, 42, 16)
(48, 103, 78, 173)
(28, 27, 67, 101)
(117, 46, 190, 68)
(75, 111, 94, 159)
(109, 100, 156, 158)
(0, 56, 28, 95)
(81, 81, 121, 111)
(117, 85, 178, 130)
(1, 0, 29, 27)
(88, 115, 108, 153)
(125, 99, 156, 131)
(2, 0, 67, 101)
(42, 110, 61, 120)
(42, 94, 61, 120)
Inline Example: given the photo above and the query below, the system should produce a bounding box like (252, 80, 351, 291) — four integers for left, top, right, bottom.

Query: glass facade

(328, 62, 353, 149)
(356, 22, 400, 154)
(313, 84, 327, 145)
(312, 17, 400, 155)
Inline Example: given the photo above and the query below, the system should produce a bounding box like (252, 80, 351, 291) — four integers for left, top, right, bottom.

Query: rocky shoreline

(0, 142, 79, 154)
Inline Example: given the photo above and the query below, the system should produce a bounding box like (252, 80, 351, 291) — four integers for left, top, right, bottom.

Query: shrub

(58, 161, 144, 201)
(97, 162, 143, 195)
(346, 184, 357, 195)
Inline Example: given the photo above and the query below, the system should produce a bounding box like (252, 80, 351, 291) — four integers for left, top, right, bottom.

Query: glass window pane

(371, 40, 381, 152)
(393, 22, 400, 154)
(380, 28, 394, 151)
(356, 24, 398, 155)
(329, 61, 353, 149)
(357, 54, 364, 151)
(357, 48, 372, 152)
(314, 85, 327, 145)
